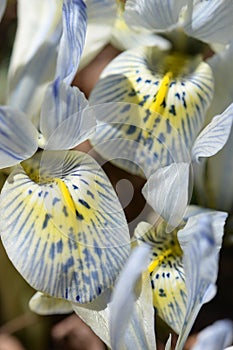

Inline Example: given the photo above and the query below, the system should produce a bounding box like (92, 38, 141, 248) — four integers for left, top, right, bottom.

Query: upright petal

(190, 319, 233, 350)
(110, 244, 155, 350)
(55, 0, 87, 83)
(40, 80, 94, 150)
(0, 150, 130, 303)
(0, 106, 38, 168)
(124, 0, 188, 32)
(7, 0, 63, 119)
(79, 0, 117, 70)
(175, 211, 227, 349)
(89, 47, 214, 177)
(192, 103, 233, 162)
(184, 0, 233, 45)
(142, 162, 190, 229)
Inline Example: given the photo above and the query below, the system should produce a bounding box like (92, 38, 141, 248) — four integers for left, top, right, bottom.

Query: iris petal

(29, 292, 73, 315)
(0, 150, 130, 303)
(0, 106, 38, 168)
(0, 0, 6, 21)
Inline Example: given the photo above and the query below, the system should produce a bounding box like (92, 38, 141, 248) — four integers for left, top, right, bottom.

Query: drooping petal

(0, 0, 6, 22)
(192, 103, 233, 162)
(184, 0, 233, 45)
(7, 0, 63, 119)
(0, 106, 38, 168)
(40, 80, 94, 150)
(142, 162, 190, 229)
(55, 0, 87, 83)
(110, 244, 155, 350)
(0, 150, 130, 303)
(135, 221, 187, 335)
(79, 0, 117, 70)
(175, 211, 227, 350)
(124, 0, 188, 32)
(29, 292, 73, 315)
(190, 319, 233, 350)
(89, 47, 214, 177)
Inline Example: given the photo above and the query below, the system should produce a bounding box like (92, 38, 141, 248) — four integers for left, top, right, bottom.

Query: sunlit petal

(56, 0, 87, 83)
(124, 0, 188, 32)
(40, 80, 94, 150)
(176, 211, 227, 349)
(29, 292, 73, 315)
(110, 244, 154, 350)
(0, 150, 130, 303)
(7, 0, 62, 119)
(192, 103, 233, 162)
(184, 0, 233, 45)
(89, 47, 214, 177)
(190, 319, 233, 350)
(0, 106, 38, 168)
(142, 162, 190, 229)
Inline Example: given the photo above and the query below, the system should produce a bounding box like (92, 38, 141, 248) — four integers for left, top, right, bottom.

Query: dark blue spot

(156, 274, 159, 279)
(63, 206, 68, 217)
(76, 295, 81, 302)
(136, 77, 142, 83)
(72, 184, 79, 190)
(42, 213, 52, 229)
(79, 199, 90, 209)
(52, 197, 60, 205)
(166, 119, 172, 133)
(97, 286, 102, 295)
(62, 256, 74, 273)
(87, 190, 94, 199)
(175, 92, 180, 100)
(57, 239, 63, 253)
(76, 210, 84, 220)
(120, 104, 131, 113)
(49, 243, 55, 259)
(145, 79, 151, 83)
(28, 189, 32, 195)
(158, 132, 165, 144)
(169, 104, 176, 116)
(160, 98, 166, 108)
(126, 125, 137, 135)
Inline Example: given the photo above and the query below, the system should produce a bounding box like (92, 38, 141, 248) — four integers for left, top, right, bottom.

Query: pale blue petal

(56, 0, 87, 83)
(176, 211, 227, 350)
(40, 80, 94, 150)
(0, 106, 38, 168)
(7, 0, 62, 120)
(110, 244, 152, 350)
(0, 150, 130, 303)
(184, 0, 233, 44)
(190, 320, 233, 350)
(192, 103, 233, 162)
(29, 292, 73, 315)
(142, 162, 190, 229)
(79, 0, 116, 70)
(0, 0, 6, 22)
(124, 0, 187, 32)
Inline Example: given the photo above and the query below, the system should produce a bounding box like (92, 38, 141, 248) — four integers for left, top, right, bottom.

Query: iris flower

(109, 208, 227, 349)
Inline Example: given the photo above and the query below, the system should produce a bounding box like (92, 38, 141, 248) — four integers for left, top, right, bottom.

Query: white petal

(190, 319, 233, 350)
(79, 0, 116, 70)
(165, 335, 172, 350)
(0, 106, 38, 168)
(0, 0, 6, 21)
(110, 244, 152, 350)
(192, 103, 233, 162)
(29, 292, 73, 315)
(176, 211, 227, 350)
(7, 0, 62, 118)
(184, 0, 233, 44)
(124, 0, 187, 32)
(142, 162, 190, 229)
(0, 150, 130, 303)
(55, 0, 87, 83)
(40, 80, 94, 150)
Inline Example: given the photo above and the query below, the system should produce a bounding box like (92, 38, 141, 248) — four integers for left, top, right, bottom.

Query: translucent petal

(40, 80, 94, 150)
(176, 211, 227, 350)
(142, 162, 190, 229)
(184, 0, 233, 44)
(0, 150, 130, 303)
(190, 319, 233, 350)
(29, 292, 73, 315)
(192, 103, 233, 162)
(56, 0, 87, 83)
(0, 0, 6, 22)
(89, 47, 214, 177)
(79, 0, 116, 70)
(7, 0, 62, 119)
(124, 0, 187, 32)
(0, 107, 38, 168)
(135, 221, 187, 335)
(110, 244, 154, 350)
